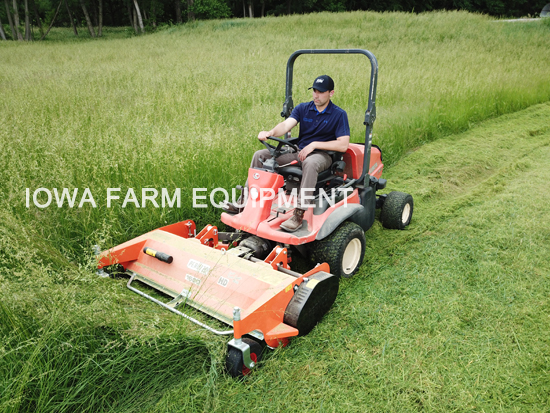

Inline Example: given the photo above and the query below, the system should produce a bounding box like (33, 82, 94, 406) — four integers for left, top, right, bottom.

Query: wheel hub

(342, 238, 362, 275)
(402, 203, 411, 224)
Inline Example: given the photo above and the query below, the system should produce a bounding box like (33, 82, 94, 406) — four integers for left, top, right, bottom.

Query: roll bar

(281, 49, 378, 184)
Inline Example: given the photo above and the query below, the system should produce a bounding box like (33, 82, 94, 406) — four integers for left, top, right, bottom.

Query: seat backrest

(325, 151, 344, 163)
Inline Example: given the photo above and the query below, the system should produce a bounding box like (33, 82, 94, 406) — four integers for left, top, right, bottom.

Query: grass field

(1, 10, 550, 412)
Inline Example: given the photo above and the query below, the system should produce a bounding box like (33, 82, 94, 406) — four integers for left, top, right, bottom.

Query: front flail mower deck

(96, 220, 339, 377)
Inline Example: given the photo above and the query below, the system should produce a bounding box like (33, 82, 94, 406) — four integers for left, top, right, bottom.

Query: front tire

(310, 221, 366, 278)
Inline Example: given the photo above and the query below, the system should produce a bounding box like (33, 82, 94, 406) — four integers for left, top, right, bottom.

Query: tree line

(1, 0, 548, 41)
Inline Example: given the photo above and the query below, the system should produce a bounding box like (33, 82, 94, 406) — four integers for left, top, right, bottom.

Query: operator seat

(278, 150, 346, 190)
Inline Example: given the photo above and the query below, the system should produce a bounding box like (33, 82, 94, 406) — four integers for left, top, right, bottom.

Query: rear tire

(225, 338, 263, 378)
(381, 191, 413, 230)
(310, 221, 366, 278)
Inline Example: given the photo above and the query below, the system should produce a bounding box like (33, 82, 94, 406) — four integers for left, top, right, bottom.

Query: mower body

(97, 49, 413, 377)
(221, 143, 384, 244)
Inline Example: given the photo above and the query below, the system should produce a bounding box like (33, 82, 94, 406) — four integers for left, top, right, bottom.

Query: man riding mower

(96, 49, 413, 378)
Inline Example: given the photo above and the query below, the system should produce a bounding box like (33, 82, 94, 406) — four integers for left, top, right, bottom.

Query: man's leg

(246, 149, 298, 190)
(297, 151, 332, 209)
(224, 149, 298, 213)
(280, 151, 332, 231)
(250, 148, 272, 169)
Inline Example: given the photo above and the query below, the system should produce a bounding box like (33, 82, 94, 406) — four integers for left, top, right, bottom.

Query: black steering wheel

(260, 136, 300, 158)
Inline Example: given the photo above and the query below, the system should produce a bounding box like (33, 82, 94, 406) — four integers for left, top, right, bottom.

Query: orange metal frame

(97, 222, 329, 348)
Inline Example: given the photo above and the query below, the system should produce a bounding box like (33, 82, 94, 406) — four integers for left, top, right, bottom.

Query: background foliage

(0, 0, 549, 41)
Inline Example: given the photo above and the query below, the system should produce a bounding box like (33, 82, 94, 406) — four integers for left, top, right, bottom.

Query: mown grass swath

(0, 10, 549, 412)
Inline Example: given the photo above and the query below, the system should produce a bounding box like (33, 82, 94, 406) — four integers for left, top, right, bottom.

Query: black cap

(308, 75, 334, 92)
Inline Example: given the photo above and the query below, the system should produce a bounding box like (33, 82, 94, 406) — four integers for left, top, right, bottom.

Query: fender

(315, 204, 365, 241)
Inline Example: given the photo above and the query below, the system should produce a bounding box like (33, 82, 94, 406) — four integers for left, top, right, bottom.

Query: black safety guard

(283, 271, 339, 336)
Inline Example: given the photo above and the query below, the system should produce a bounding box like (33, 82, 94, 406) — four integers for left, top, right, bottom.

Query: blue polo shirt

(289, 101, 350, 150)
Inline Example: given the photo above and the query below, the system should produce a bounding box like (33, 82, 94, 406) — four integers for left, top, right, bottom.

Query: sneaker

(280, 208, 305, 232)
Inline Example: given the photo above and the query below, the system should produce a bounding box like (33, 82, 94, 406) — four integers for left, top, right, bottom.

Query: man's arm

(298, 135, 350, 161)
(258, 117, 298, 141)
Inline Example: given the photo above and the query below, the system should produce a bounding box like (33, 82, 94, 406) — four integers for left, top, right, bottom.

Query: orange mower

(96, 49, 413, 378)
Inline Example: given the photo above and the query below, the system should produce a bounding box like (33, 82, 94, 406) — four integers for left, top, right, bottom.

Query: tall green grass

(0, 10, 549, 412)
(0, 207, 212, 412)
(0, 307, 209, 412)
(1, 11, 549, 259)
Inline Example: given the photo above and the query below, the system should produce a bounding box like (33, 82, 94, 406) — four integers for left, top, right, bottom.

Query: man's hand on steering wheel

(258, 131, 271, 141)
(258, 135, 300, 158)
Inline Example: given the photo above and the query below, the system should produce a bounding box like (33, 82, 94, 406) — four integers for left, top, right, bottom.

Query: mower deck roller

(97, 220, 339, 376)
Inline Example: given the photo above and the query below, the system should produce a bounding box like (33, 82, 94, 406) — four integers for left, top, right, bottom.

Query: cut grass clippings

(174, 102, 550, 412)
